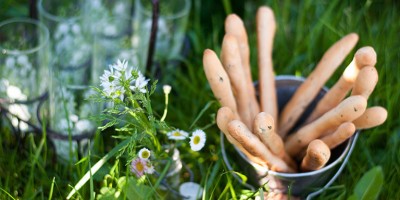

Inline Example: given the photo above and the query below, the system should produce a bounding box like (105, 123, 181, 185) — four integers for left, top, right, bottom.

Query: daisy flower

(189, 130, 206, 151)
(167, 129, 189, 140)
(138, 148, 151, 160)
(130, 157, 146, 178)
(144, 162, 155, 174)
(129, 71, 149, 93)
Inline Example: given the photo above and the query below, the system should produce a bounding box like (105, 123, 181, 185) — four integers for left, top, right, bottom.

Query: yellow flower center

(141, 151, 150, 159)
(173, 131, 181, 136)
(136, 161, 144, 172)
(193, 135, 201, 145)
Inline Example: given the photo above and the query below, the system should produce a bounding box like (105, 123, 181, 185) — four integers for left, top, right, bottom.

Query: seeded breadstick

(301, 140, 331, 172)
(305, 47, 377, 124)
(203, 49, 239, 119)
(256, 6, 278, 123)
(228, 120, 295, 173)
(285, 95, 367, 157)
(279, 33, 359, 138)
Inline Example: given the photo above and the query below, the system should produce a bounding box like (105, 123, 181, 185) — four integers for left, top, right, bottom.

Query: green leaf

(66, 138, 131, 199)
(231, 171, 248, 184)
(124, 177, 153, 200)
(350, 166, 384, 200)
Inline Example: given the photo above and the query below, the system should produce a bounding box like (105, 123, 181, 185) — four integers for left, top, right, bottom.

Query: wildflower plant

(75, 59, 206, 199)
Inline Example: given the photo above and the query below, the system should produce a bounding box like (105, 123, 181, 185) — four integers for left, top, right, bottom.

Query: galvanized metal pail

(221, 75, 359, 199)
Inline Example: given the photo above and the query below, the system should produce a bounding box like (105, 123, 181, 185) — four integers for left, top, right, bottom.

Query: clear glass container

(0, 18, 50, 131)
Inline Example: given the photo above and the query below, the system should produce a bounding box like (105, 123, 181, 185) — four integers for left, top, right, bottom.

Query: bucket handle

(306, 131, 360, 200)
(220, 132, 256, 191)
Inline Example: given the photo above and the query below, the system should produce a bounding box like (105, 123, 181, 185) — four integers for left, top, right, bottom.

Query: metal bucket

(221, 75, 359, 199)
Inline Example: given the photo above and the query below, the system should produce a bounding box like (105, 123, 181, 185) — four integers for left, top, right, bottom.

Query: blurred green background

(1, 0, 399, 199)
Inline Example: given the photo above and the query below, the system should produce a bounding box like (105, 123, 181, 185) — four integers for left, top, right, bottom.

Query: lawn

(1, 0, 399, 199)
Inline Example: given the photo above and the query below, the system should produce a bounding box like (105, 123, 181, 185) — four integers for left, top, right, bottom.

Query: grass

(1, 0, 400, 199)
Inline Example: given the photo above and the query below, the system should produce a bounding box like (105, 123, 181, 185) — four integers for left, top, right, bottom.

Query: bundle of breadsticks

(202, 6, 387, 173)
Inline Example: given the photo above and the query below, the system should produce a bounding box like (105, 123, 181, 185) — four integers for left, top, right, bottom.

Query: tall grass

(1, 0, 399, 199)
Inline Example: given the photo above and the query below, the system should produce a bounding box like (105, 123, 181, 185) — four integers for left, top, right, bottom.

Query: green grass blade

(222, 0, 232, 15)
(189, 101, 215, 129)
(0, 188, 16, 200)
(145, 158, 171, 199)
(48, 177, 55, 200)
(88, 140, 94, 200)
(66, 138, 131, 199)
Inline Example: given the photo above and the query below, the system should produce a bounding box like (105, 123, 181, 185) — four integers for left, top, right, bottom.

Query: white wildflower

(189, 130, 206, 151)
(100, 67, 115, 85)
(100, 64, 125, 100)
(130, 157, 146, 178)
(167, 129, 189, 140)
(129, 72, 149, 93)
(138, 148, 151, 160)
(144, 163, 155, 174)
(102, 81, 125, 100)
(111, 59, 129, 72)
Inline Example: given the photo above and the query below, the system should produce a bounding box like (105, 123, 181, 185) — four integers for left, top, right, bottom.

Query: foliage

(1, 0, 400, 199)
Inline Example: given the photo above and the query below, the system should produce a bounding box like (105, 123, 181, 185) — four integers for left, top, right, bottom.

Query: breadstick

(353, 106, 387, 129)
(225, 14, 260, 120)
(354, 46, 377, 67)
(285, 95, 367, 157)
(253, 112, 297, 170)
(351, 66, 378, 99)
(278, 33, 359, 137)
(221, 34, 257, 129)
(216, 107, 266, 166)
(216, 107, 239, 143)
(305, 47, 377, 124)
(256, 6, 278, 123)
(203, 49, 239, 119)
(228, 120, 295, 173)
(300, 140, 331, 172)
(320, 122, 356, 149)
